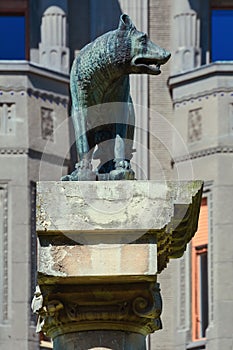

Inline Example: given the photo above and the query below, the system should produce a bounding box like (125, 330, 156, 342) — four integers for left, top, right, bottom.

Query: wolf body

(64, 14, 170, 180)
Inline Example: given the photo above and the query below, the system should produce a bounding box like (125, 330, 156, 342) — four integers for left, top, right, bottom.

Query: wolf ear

(118, 14, 135, 31)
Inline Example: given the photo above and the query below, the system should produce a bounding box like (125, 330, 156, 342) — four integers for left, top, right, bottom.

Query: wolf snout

(147, 40, 171, 64)
(162, 49, 171, 63)
(156, 49, 171, 65)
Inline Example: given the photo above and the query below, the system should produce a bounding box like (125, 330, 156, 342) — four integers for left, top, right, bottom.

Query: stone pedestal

(33, 181, 203, 349)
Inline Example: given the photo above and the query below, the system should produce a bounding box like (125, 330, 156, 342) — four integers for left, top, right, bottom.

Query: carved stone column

(33, 181, 203, 349)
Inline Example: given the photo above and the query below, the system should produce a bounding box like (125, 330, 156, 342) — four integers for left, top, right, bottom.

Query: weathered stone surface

(38, 236, 157, 278)
(37, 180, 203, 275)
(37, 180, 202, 233)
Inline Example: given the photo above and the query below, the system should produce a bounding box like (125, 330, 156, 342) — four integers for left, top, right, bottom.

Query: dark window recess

(0, 16, 25, 59)
(198, 250, 209, 338)
(211, 10, 233, 61)
(186, 343, 206, 350)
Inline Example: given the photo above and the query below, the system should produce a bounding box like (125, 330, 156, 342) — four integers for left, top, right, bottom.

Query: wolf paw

(61, 158, 97, 181)
(115, 160, 131, 170)
(61, 169, 80, 181)
(75, 159, 92, 170)
(109, 168, 135, 180)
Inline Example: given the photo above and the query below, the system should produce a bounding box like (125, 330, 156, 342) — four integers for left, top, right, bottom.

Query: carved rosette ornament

(33, 281, 162, 339)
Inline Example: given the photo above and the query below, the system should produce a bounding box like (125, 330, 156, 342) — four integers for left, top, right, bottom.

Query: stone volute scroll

(33, 13, 203, 350)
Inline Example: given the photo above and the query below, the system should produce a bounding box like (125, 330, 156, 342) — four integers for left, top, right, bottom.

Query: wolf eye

(140, 34, 147, 43)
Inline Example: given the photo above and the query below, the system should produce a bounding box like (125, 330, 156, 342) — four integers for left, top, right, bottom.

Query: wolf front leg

(125, 96, 135, 162)
(62, 108, 96, 181)
(73, 108, 96, 180)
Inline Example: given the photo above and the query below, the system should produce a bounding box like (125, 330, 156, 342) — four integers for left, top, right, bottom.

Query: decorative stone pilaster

(172, 0, 201, 74)
(39, 6, 69, 74)
(0, 184, 8, 323)
(33, 180, 203, 349)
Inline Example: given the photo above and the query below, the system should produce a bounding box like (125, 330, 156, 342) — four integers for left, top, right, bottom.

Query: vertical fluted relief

(172, 0, 201, 74)
(0, 184, 8, 324)
(39, 6, 70, 74)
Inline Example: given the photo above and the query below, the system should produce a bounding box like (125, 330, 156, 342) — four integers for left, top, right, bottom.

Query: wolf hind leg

(108, 99, 135, 180)
(109, 135, 135, 180)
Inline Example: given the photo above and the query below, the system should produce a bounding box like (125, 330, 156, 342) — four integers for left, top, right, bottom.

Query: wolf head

(118, 14, 171, 75)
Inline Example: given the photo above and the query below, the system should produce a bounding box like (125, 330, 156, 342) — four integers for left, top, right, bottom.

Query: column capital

(33, 281, 162, 339)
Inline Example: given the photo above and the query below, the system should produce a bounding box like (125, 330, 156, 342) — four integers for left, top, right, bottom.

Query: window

(210, 0, 233, 62)
(0, 0, 29, 60)
(211, 9, 233, 61)
(0, 16, 25, 59)
(191, 198, 209, 342)
(189, 0, 233, 64)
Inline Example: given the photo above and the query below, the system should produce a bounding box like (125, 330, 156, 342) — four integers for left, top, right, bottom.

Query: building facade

(169, 1, 233, 349)
(0, 1, 232, 349)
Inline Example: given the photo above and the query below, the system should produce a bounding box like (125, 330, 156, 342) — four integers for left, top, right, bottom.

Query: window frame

(191, 197, 209, 343)
(192, 245, 209, 340)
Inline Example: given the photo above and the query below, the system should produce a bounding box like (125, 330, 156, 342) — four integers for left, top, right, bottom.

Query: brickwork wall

(148, 0, 173, 181)
(148, 1, 176, 349)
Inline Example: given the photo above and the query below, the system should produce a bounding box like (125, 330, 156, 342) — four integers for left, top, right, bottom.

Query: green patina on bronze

(62, 14, 171, 181)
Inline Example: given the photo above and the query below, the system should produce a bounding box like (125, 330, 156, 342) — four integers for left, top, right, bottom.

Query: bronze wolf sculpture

(62, 14, 170, 181)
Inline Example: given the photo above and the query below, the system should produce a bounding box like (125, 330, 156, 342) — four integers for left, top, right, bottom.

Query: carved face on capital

(118, 14, 171, 75)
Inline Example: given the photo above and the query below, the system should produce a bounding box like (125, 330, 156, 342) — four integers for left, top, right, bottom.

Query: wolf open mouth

(132, 56, 169, 74)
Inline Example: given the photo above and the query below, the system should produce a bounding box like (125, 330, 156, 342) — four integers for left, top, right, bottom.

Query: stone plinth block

(34, 180, 203, 348)
(37, 180, 203, 276)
